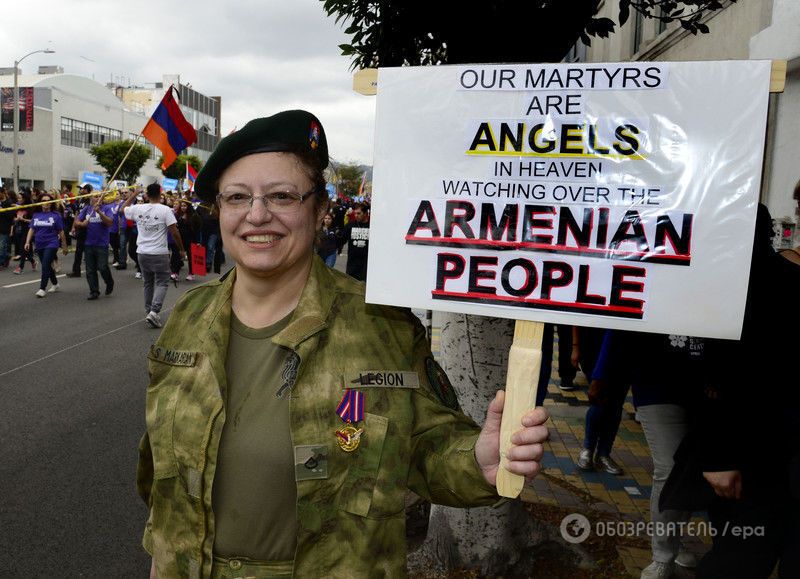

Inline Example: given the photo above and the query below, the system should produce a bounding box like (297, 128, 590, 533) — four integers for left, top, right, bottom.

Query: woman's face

(323, 214, 333, 228)
(219, 152, 324, 279)
(39, 196, 52, 212)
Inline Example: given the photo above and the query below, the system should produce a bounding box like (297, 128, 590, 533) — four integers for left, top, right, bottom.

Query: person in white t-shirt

(120, 184, 186, 328)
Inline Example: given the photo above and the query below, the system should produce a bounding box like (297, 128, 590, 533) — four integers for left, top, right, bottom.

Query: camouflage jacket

(137, 256, 501, 578)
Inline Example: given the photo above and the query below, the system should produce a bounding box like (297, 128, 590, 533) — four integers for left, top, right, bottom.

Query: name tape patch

(349, 371, 420, 388)
(148, 346, 198, 367)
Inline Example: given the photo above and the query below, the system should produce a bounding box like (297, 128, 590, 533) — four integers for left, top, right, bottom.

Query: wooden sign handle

(496, 320, 545, 498)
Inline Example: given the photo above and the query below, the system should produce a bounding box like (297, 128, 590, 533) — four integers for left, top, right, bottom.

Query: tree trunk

(408, 313, 547, 575)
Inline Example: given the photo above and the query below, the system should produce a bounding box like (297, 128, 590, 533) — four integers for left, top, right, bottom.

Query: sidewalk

(430, 323, 711, 578)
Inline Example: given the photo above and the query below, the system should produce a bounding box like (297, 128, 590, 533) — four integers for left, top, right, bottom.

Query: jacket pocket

(145, 382, 179, 480)
(339, 412, 404, 518)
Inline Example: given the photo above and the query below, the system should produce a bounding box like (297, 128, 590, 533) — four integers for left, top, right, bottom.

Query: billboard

(1, 87, 34, 131)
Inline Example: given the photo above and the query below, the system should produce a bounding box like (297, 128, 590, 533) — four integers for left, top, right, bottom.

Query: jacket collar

(273, 255, 334, 350)
(199, 257, 335, 351)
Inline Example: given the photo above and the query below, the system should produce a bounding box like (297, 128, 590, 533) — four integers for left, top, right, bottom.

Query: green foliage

(158, 154, 203, 180)
(331, 162, 364, 198)
(321, 0, 732, 67)
(89, 140, 152, 184)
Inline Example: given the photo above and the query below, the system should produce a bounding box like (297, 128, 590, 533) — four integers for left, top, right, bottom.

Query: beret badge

(309, 121, 321, 150)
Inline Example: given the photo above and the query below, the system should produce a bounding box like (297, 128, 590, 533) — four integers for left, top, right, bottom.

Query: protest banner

(368, 61, 772, 341)
(366, 61, 775, 496)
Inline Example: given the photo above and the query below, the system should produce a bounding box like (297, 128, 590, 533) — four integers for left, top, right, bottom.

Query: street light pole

(12, 48, 54, 193)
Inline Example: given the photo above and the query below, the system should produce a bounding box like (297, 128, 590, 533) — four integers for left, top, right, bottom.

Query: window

(61, 117, 121, 148)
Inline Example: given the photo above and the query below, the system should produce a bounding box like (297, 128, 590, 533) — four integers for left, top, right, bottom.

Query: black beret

(194, 109, 328, 202)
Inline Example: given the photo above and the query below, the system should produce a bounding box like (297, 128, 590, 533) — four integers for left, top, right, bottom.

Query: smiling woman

(136, 110, 550, 579)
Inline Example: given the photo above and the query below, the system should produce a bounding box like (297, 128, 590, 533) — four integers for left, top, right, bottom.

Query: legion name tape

(349, 371, 420, 388)
(148, 346, 198, 367)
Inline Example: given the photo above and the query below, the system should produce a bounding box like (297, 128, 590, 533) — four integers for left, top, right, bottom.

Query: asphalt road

(0, 253, 215, 577)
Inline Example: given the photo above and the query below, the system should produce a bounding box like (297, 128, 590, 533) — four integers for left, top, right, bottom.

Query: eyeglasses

(216, 189, 317, 213)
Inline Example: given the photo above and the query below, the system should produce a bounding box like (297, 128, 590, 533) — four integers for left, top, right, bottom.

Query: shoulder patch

(425, 357, 460, 410)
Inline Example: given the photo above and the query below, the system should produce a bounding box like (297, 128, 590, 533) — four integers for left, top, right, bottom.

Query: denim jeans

(323, 252, 337, 268)
(84, 245, 113, 295)
(583, 381, 630, 457)
(138, 253, 170, 313)
(35, 247, 59, 290)
(205, 233, 219, 270)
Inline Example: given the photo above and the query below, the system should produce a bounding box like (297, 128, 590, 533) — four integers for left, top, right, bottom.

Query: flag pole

(103, 85, 180, 197)
(104, 133, 144, 192)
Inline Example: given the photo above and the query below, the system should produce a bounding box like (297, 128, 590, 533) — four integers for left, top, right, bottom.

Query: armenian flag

(186, 162, 198, 192)
(142, 87, 197, 170)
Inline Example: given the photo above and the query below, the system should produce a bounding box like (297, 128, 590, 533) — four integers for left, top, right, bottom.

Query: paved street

(0, 253, 202, 577)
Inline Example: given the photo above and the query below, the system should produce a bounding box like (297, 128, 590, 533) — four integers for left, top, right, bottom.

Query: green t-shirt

(212, 311, 297, 561)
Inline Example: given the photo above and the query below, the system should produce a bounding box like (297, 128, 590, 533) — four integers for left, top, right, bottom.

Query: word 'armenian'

(406, 201, 693, 265)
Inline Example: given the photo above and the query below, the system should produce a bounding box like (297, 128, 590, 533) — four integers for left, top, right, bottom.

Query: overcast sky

(0, 0, 376, 165)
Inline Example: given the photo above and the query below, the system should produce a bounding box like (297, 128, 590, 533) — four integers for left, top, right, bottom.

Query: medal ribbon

(336, 389, 364, 423)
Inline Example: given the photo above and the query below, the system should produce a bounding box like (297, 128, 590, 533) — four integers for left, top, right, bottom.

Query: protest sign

(368, 61, 772, 339)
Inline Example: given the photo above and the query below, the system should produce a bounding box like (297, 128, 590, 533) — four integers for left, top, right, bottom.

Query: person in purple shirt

(24, 192, 67, 298)
(74, 193, 115, 300)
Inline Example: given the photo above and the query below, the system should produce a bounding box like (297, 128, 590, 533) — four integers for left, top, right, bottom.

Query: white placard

(367, 61, 772, 339)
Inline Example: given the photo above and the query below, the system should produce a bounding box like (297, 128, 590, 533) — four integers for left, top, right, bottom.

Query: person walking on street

(24, 192, 67, 297)
(12, 190, 35, 273)
(0, 187, 14, 269)
(74, 192, 115, 300)
(67, 183, 92, 278)
(120, 183, 186, 328)
(315, 212, 339, 267)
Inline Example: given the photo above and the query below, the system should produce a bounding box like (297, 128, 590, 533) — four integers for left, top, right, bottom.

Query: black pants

(84, 245, 113, 295)
(72, 229, 87, 274)
(109, 231, 120, 264)
(169, 243, 183, 275)
(698, 495, 799, 579)
(127, 229, 139, 271)
(556, 324, 577, 384)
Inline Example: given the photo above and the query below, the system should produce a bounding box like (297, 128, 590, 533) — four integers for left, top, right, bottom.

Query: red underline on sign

(406, 236, 691, 266)
(430, 290, 645, 320)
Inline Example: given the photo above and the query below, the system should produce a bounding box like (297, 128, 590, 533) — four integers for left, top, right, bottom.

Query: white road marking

(0, 309, 170, 378)
(2, 274, 66, 288)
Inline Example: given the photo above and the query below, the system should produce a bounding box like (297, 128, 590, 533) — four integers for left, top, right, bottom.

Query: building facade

(581, 0, 800, 243)
(0, 71, 221, 191)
